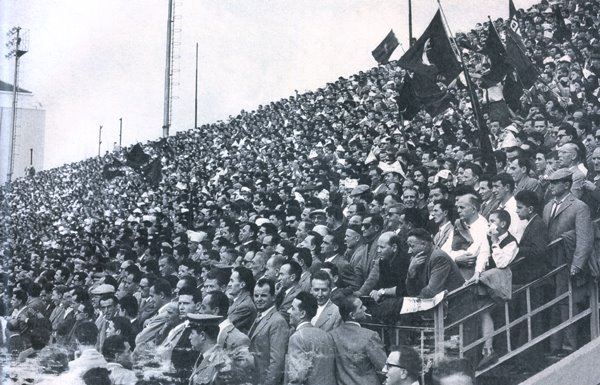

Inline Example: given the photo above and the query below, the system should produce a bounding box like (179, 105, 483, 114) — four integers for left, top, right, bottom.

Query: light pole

(5, 26, 28, 183)
(119, 117, 122, 147)
(98, 125, 103, 156)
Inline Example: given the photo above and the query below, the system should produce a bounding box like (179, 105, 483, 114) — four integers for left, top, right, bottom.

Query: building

(0, 80, 45, 184)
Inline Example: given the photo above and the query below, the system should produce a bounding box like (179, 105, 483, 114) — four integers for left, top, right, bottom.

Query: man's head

(99, 295, 118, 320)
(515, 190, 539, 221)
(177, 287, 202, 318)
(488, 210, 511, 237)
(382, 345, 422, 385)
(201, 268, 229, 296)
(491, 173, 515, 202)
(401, 187, 418, 208)
(344, 227, 362, 249)
(150, 279, 172, 307)
(277, 261, 301, 290)
(406, 228, 432, 257)
(288, 292, 318, 328)
(228, 266, 254, 298)
(547, 169, 573, 198)
(376, 231, 400, 261)
(557, 143, 580, 168)
(310, 270, 333, 306)
(432, 358, 475, 385)
(199, 290, 229, 317)
(74, 321, 99, 347)
(506, 157, 529, 183)
(187, 315, 221, 352)
(101, 335, 132, 368)
(455, 194, 480, 223)
(253, 278, 276, 312)
(338, 295, 366, 322)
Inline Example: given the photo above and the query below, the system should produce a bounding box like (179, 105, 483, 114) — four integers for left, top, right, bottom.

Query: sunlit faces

(253, 283, 275, 312)
(310, 278, 331, 306)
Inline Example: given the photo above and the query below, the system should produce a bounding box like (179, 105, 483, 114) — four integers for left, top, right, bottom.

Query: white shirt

(500, 196, 527, 242)
(311, 299, 330, 325)
(488, 232, 519, 271)
(442, 215, 491, 272)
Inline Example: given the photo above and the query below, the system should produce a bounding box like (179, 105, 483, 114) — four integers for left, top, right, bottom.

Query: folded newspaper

(400, 291, 446, 314)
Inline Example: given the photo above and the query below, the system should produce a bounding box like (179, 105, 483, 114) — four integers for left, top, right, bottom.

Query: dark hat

(186, 314, 222, 327)
(547, 168, 572, 182)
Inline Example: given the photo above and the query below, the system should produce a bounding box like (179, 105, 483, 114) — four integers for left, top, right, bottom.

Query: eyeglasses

(384, 362, 405, 370)
(361, 223, 372, 229)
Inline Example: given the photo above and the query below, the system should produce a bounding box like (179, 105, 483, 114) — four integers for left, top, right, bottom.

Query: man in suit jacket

(276, 261, 303, 325)
(227, 267, 257, 335)
(329, 295, 387, 385)
(134, 279, 176, 348)
(286, 292, 335, 385)
(310, 271, 342, 331)
(321, 233, 356, 290)
(404, 228, 465, 299)
(543, 168, 593, 354)
(248, 278, 289, 385)
(199, 290, 250, 350)
(514, 191, 551, 284)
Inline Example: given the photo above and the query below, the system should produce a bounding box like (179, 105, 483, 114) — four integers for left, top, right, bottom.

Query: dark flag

(142, 158, 162, 187)
(395, 74, 422, 120)
(125, 143, 150, 169)
(102, 158, 125, 180)
(509, 0, 520, 33)
(397, 10, 461, 85)
(505, 28, 538, 89)
(503, 70, 524, 111)
(372, 30, 400, 64)
(553, 5, 571, 42)
(480, 23, 511, 85)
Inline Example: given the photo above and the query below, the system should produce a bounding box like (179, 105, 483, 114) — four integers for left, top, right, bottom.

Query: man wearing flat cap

(543, 168, 593, 356)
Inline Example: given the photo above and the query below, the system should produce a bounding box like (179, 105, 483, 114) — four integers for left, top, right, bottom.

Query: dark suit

(326, 254, 356, 289)
(136, 297, 157, 330)
(512, 214, 550, 284)
(312, 300, 341, 332)
(276, 284, 302, 325)
(543, 194, 593, 351)
(329, 322, 386, 385)
(405, 247, 464, 298)
(228, 291, 257, 335)
(248, 308, 289, 385)
(285, 322, 336, 385)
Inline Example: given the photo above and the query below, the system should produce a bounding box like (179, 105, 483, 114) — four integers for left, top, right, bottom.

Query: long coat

(285, 322, 336, 385)
(248, 308, 289, 385)
(329, 322, 386, 385)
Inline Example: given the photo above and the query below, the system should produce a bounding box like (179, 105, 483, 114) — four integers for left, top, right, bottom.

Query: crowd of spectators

(1, 0, 600, 384)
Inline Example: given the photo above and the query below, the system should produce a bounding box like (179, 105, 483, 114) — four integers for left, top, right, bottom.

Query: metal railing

(363, 237, 600, 379)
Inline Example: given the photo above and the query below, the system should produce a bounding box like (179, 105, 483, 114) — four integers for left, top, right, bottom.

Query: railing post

(590, 279, 599, 340)
(434, 301, 445, 360)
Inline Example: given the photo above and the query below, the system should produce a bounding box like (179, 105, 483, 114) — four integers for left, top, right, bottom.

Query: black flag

(505, 28, 538, 89)
(480, 23, 511, 86)
(553, 5, 572, 42)
(142, 158, 162, 187)
(395, 74, 422, 120)
(397, 10, 461, 85)
(152, 137, 175, 158)
(125, 143, 150, 169)
(509, 0, 520, 33)
(372, 30, 399, 64)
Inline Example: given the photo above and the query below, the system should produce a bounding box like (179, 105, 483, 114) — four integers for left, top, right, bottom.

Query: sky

(1, 0, 539, 170)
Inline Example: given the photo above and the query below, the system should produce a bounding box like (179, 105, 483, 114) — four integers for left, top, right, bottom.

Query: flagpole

(437, 0, 497, 174)
(408, 0, 413, 46)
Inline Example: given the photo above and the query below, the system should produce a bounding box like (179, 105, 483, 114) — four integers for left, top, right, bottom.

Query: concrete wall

(520, 338, 600, 385)
(0, 90, 45, 184)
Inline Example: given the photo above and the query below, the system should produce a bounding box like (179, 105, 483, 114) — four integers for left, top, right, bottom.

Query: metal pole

(7, 27, 21, 183)
(119, 117, 122, 146)
(98, 125, 103, 156)
(408, 0, 413, 46)
(29, 148, 33, 166)
(194, 42, 199, 129)
(162, 0, 174, 138)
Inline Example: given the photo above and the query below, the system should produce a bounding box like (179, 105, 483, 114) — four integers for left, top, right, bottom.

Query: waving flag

(372, 30, 399, 64)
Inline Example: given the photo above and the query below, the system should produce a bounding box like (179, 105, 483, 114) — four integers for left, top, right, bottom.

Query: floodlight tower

(5, 27, 29, 183)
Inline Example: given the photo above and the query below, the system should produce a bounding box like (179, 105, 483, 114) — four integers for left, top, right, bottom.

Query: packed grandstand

(2, 0, 600, 384)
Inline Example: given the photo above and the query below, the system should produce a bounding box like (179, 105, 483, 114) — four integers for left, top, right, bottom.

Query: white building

(0, 80, 45, 184)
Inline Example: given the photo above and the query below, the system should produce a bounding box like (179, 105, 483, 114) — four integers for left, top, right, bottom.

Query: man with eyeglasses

(381, 345, 422, 385)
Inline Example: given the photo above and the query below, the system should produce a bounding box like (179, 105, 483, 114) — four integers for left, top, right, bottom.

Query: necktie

(248, 313, 262, 337)
(551, 200, 560, 218)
